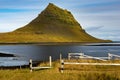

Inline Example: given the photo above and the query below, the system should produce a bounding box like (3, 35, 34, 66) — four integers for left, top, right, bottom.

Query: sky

(0, 0, 120, 41)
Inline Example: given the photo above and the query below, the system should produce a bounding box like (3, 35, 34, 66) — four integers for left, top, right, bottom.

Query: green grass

(0, 60, 120, 80)
(0, 29, 111, 43)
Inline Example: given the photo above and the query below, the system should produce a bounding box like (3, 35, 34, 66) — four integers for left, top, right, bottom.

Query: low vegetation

(0, 60, 120, 80)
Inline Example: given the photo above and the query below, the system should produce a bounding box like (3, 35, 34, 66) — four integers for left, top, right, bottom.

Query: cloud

(0, 11, 39, 32)
(86, 27, 120, 41)
(85, 26, 104, 31)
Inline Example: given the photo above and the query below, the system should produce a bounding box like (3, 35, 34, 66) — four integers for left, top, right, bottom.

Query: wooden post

(49, 56, 52, 67)
(68, 53, 70, 60)
(80, 53, 84, 59)
(61, 59, 64, 73)
(20, 65, 21, 69)
(108, 53, 111, 60)
(60, 54, 62, 63)
(29, 59, 32, 72)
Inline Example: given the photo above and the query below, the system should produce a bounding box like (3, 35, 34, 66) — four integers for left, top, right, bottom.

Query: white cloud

(0, 11, 39, 32)
(85, 26, 104, 31)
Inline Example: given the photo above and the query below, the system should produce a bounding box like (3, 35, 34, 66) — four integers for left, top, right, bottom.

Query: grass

(0, 60, 120, 80)
(0, 29, 111, 43)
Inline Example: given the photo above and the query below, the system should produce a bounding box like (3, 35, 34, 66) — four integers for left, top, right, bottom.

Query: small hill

(0, 3, 111, 43)
(0, 52, 15, 57)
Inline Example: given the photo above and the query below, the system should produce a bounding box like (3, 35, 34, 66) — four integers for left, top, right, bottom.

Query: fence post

(29, 59, 32, 72)
(60, 54, 62, 63)
(49, 56, 52, 67)
(68, 53, 70, 60)
(61, 59, 64, 73)
(108, 53, 111, 60)
(79, 53, 84, 59)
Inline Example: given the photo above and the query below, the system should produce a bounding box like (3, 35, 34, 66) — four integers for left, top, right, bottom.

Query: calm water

(0, 43, 120, 66)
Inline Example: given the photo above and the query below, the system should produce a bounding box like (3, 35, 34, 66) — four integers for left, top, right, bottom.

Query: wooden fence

(29, 56, 52, 72)
(68, 53, 120, 61)
(60, 53, 120, 73)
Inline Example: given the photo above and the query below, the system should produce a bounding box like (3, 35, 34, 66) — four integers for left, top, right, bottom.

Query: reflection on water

(0, 43, 120, 66)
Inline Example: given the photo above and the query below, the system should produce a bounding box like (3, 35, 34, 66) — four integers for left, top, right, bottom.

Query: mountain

(0, 3, 111, 43)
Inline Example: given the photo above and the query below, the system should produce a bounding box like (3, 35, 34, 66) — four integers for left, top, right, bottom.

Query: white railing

(68, 53, 107, 61)
(29, 56, 52, 72)
(60, 53, 120, 73)
(68, 53, 120, 61)
(60, 59, 120, 73)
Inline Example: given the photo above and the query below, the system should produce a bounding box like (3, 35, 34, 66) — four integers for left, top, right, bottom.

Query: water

(0, 43, 120, 66)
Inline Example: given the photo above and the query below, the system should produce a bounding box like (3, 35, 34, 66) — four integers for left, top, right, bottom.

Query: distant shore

(0, 42, 114, 46)
(1, 42, 120, 46)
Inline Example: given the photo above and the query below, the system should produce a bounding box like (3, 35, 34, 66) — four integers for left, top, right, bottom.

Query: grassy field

(0, 60, 120, 80)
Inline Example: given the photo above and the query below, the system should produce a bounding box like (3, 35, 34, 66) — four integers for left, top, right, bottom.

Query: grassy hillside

(0, 32, 110, 43)
(0, 3, 111, 43)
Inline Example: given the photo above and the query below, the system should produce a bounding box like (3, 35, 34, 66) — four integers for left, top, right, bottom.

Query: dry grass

(0, 60, 120, 80)
(0, 32, 111, 43)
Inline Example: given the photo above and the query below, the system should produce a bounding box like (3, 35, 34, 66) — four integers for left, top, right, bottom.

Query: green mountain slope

(0, 3, 111, 43)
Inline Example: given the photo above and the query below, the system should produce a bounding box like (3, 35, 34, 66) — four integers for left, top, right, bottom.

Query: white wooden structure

(108, 53, 120, 59)
(29, 56, 52, 72)
(60, 53, 120, 73)
(68, 53, 120, 61)
(60, 59, 120, 73)
(68, 53, 108, 61)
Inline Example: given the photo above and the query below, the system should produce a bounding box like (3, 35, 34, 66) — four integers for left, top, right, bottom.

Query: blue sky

(0, 0, 120, 41)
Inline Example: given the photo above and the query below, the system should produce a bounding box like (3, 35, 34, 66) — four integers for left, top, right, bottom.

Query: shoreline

(0, 42, 114, 46)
